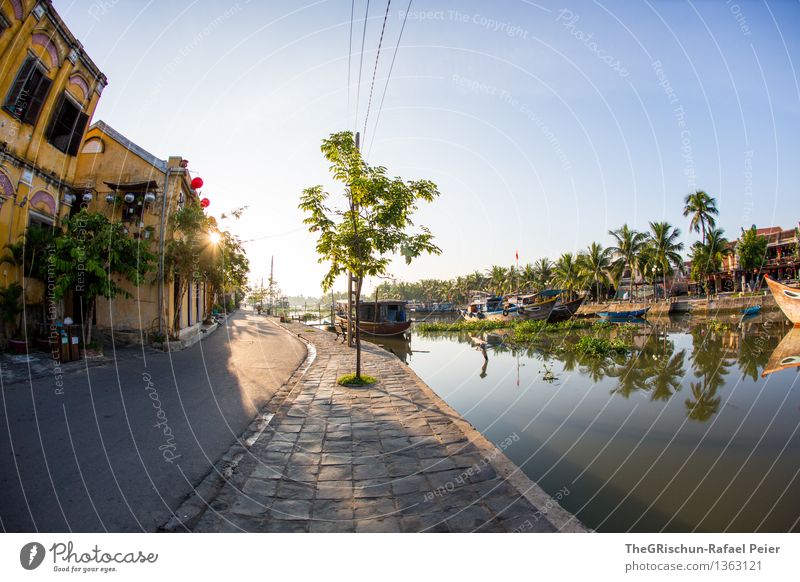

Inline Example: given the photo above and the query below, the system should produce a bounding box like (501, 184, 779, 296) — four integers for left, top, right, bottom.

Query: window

(121, 192, 146, 223)
(81, 138, 104, 154)
(46, 93, 89, 155)
(3, 55, 52, 125)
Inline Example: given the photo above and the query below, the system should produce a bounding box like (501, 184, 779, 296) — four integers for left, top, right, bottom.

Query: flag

(515, 250, 519, 262)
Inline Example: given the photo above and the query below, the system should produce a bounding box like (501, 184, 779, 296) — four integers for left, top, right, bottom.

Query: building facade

(718, 225, 800, 291)
(73, 121, 212, 343)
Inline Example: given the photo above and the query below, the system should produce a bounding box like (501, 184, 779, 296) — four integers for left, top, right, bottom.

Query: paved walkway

(191, 321, 586, 533)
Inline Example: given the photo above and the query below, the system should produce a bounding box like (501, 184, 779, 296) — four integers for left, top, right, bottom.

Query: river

(364, 314, 800, 532)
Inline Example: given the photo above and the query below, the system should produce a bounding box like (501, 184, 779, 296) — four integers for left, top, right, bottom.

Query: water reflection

(402, 315, 800, 532)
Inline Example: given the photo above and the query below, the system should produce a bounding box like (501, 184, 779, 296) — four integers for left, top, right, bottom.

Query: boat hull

(598, 307, 651, 320)
(764, 276, 800, 326)
(336, 316, 411, 337)
(516, 297, 558, 321)
(547, 297, 585, 323)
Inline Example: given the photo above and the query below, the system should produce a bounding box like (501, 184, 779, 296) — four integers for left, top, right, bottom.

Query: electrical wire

(354, 0, 371, 135)
(362, 0, 392, 140)
(367, 0, 412, 156)
(346, 0, 355, 126)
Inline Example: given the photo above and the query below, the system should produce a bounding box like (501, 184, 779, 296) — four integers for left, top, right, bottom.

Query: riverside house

(718, 225, 800, 291)
(72, 121, 212, 345)
(0, 0, 106, 337)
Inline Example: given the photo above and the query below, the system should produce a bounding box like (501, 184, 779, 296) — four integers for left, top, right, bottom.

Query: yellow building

(0, 0, 105, 329)
(73, 121, 212, 344)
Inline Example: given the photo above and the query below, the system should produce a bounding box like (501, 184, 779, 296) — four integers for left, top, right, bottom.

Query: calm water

(367, 315, 800, 532)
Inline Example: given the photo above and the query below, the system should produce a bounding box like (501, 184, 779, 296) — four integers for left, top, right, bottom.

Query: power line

(354, 0, 370, 134)
(368, 0, 412, 156)
(346, 0, 355, 126)
(362, 0, 392, 140)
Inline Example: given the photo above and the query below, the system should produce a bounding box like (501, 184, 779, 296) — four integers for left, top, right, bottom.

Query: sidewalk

(189, 320, 586, 533)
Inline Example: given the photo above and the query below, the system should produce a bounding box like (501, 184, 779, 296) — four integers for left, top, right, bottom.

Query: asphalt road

(0, 310, 306, 532)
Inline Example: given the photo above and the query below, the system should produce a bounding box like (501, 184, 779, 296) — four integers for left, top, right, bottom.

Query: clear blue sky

(57, 0, 800, 296)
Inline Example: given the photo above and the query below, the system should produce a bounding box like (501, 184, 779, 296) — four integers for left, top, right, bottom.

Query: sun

(208, 231, 221, 245)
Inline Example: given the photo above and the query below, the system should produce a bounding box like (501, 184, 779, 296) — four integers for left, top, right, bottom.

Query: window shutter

(67, 111, 89, 156)
(44, 94, 64, 142)
(21, 73, 52, 125)
(4, 57, 35, 112)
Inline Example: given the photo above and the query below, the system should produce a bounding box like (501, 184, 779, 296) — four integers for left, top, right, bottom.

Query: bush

(337, 373, 377, 386)
(574, 336, 630, 357)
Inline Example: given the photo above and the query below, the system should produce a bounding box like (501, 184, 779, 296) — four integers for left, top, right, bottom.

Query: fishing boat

(597, 307, 651, 320)
(503, 292, 559, 321)
(335, 300, 411, 336)
(764, 276, 800, 326)
(761, 328, 800, 377)
(462, 294, 521, 322)
(741, 305, 762, 317)
(540, 292, 586, 323)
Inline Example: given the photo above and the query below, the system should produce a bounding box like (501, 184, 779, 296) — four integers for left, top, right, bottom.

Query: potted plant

(0, 283, 27, 353)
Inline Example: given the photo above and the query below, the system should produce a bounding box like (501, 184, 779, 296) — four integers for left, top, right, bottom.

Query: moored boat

(462, 294, 521, 323)
(547, 296, 586, 323)
(764, 276, 800, 326)
(742, 305, 761, 317)
(761, 328, 800, 377)
(597, 307, 651, 320)
(335, 300, 411, 336)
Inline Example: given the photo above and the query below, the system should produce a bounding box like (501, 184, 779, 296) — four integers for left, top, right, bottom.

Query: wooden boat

(741, 305, 761, 316)
(462, 295, 521, 323)
(335, 300, 411, 336)
(547, 296, 586, 323)
(597, 307, 650, 320)
(761, 328, 800, 377)
(504, 292, 559, 321)
(764, 276, 800, 326)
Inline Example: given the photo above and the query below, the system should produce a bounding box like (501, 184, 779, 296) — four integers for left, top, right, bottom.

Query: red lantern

(200, 198, 210, 208)
(191, 177, 204, 189)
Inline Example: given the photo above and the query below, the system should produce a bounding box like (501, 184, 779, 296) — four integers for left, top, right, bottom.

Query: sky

(56, 0, 800, 297)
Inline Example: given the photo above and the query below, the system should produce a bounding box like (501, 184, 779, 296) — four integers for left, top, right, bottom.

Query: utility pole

(346, 131, 361, 347)
(268, 256, 274, 314)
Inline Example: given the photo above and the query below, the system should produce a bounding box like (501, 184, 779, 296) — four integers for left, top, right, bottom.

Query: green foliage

(0, 282, 24, 338)
(683, 190, 719, 243)
(736, 225, 768, 272)
(50, 210, 155, 303)
(299, 131, 441, 291)
(337, 373, 377, 386)
(574, 336, 630, 357)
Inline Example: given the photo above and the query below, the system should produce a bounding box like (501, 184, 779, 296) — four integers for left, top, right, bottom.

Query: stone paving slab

(191, 321, 587, 533)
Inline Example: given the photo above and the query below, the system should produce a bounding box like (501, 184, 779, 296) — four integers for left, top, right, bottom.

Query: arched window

(81, 138, 104, 154)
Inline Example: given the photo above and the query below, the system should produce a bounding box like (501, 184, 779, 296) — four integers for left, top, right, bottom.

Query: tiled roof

(88, 120, 168, 172)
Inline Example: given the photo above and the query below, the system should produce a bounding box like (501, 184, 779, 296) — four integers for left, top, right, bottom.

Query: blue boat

(597, 307, 651, 320)
(742, 305, 761, 316)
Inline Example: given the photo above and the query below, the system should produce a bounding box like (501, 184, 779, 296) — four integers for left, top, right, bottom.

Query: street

(0, 311, 305, 532)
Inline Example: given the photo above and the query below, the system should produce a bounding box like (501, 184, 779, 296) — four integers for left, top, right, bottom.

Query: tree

(532, 257, 553, 291)
(647, 221, 684, 300)
(552, 252, 581, 299)
(487, 265, 508, 295)
(690, 228, 731, 295)
(49, 210, 156, 343)
(683, 190, 718, 244)
(608, 224, 647, 301)
(300, 131, 440, 381)
(580, 242, 612, 301)
(736, 225, 768, 291)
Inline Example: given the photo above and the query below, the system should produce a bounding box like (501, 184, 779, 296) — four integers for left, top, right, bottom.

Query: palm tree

(647, 222, 684, 300)
(700, 228, 731, 294)
(683, 190, 718, 244)
(532, 257, 553, 291)
(608, 224, 647, 301)
(580, 242, 613, 302)
(487, 265, 507, 295)
(552, 253, 581, 299)
(520, 263, 536, 291)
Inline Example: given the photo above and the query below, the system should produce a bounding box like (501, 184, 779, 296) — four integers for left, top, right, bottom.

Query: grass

(337, 373, 377, 386)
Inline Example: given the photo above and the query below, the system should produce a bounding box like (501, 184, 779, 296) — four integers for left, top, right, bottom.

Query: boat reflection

(762, 328, 800, 377)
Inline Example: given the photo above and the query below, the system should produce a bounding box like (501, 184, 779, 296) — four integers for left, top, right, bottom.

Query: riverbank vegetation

(374, 191, 786, 303)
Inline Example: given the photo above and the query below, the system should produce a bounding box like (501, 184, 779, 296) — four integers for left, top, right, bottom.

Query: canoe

(597, 307, 650, 319)
(764, 276, 800, 326)
(547, 297, 585, 323)
(741, 305, 761, 316)
(761, 328, 800, 377)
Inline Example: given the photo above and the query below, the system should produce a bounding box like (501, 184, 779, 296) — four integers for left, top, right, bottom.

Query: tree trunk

(84, 299, 95, 345)
(354, 276, 363, 379)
